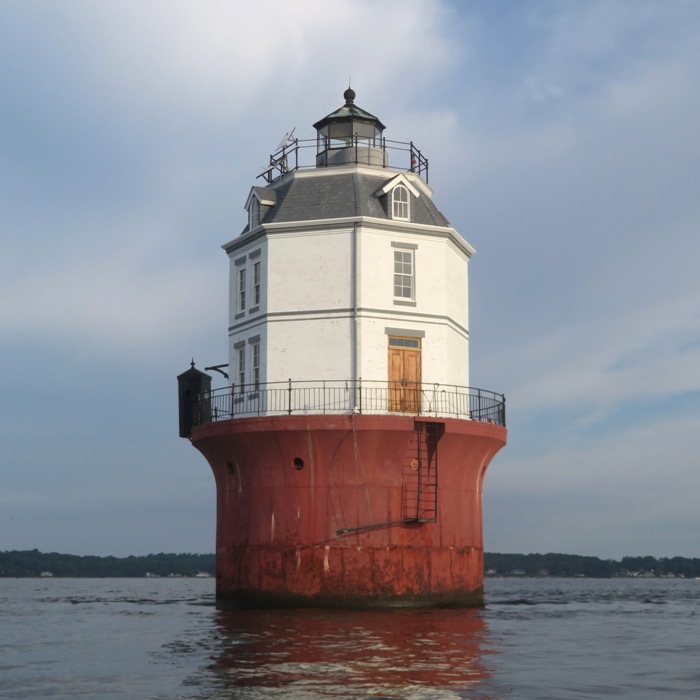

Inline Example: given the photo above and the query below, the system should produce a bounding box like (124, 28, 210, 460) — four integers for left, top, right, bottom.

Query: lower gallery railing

(194, 380, 506, 427)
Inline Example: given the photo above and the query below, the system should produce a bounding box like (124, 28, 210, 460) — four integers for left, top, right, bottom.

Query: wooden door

(388, 337, 421, 413)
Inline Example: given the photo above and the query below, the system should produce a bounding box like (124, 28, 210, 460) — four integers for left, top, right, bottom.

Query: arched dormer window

(375, 175, 420, 223)
(244, 187, 276, 234)
(249, 198, 260, 230)
(392, 185, 409, 221)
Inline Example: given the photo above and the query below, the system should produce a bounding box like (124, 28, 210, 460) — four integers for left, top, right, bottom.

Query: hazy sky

(2, 0, 699, 559)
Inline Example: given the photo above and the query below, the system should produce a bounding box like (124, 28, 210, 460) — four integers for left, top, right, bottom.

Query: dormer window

(392, 185, 409, 221)
(376, 175, 419, 223)
(244, 187, 276, 235)
(249, 198, 260, 230)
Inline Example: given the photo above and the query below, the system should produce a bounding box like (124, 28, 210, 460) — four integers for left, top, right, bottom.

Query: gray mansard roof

(242, 171, 450, 235)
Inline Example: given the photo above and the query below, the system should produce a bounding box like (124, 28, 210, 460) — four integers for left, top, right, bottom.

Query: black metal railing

(258, 137, 429, 184)
(193, 380, 505, 427)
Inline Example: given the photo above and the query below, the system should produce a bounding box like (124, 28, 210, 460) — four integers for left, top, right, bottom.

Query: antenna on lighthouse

(257, 128, 297, 181)
(276, 127, 296, 151)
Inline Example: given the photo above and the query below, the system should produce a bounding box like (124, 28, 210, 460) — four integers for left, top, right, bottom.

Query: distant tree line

(0, 550, 215, 578)
(484, 552, 700, 578)
(3, 550, 700, 578)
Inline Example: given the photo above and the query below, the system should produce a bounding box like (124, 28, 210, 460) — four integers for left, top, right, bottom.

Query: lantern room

(314, 87, 387, 167)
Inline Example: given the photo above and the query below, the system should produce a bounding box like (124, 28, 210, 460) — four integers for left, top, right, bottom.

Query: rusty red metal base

(191, 414, 506, 609)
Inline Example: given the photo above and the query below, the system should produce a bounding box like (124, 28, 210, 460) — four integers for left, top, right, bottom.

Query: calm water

(1, 576, 698, 699)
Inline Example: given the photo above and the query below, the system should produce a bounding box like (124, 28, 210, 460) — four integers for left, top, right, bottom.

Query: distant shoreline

(2, 549, 700, 579)
(0, 550, 215, 579)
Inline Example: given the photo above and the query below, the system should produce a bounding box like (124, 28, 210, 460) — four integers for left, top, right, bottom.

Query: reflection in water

(205, 608, 497, 698)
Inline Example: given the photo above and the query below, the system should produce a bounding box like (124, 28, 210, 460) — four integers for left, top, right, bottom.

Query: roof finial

(344, 81, 356, 105)
(191, 358, 195, 368)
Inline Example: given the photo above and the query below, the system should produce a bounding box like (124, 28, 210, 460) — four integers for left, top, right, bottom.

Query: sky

(1, 0, 699, 560)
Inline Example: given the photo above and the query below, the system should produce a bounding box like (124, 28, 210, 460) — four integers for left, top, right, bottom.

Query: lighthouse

(179, 89, 506, 608)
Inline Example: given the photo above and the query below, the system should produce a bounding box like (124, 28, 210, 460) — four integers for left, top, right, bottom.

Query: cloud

(0, 218, 223, 353)
(0, 0, 462, 355)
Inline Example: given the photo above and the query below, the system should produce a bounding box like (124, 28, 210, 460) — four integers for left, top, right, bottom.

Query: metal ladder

(402, 421, 442, 523)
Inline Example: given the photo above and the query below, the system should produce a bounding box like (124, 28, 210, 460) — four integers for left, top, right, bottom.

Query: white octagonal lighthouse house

(178, 88, 507, 609)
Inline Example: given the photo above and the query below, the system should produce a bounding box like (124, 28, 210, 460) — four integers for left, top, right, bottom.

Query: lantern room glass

(317, 121, 383, 155)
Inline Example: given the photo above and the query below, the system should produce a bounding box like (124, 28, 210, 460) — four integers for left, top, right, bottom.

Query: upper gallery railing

(257, 136, 429, 184)
(193, 380, 505, 427)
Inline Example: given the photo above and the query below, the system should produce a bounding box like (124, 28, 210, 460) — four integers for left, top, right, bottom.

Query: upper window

(249, 198, 260, 230)
(392, 185, 409, 221)
(238, 267, 247, 312)
(394, 249, 414, 300)
(253, 261, 261, 307)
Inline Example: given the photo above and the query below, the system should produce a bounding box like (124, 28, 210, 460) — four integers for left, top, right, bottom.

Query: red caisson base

(191, 414, 506, 609)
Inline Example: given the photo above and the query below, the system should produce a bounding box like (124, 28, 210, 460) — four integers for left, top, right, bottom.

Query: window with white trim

(251, 342, 260, 389)
(393, 249, 414, 300)
(237, 347, 246, 391)
(253, 261, 261, 307)
(392, 185, 409, 220)
(238, 267, 247, 312)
